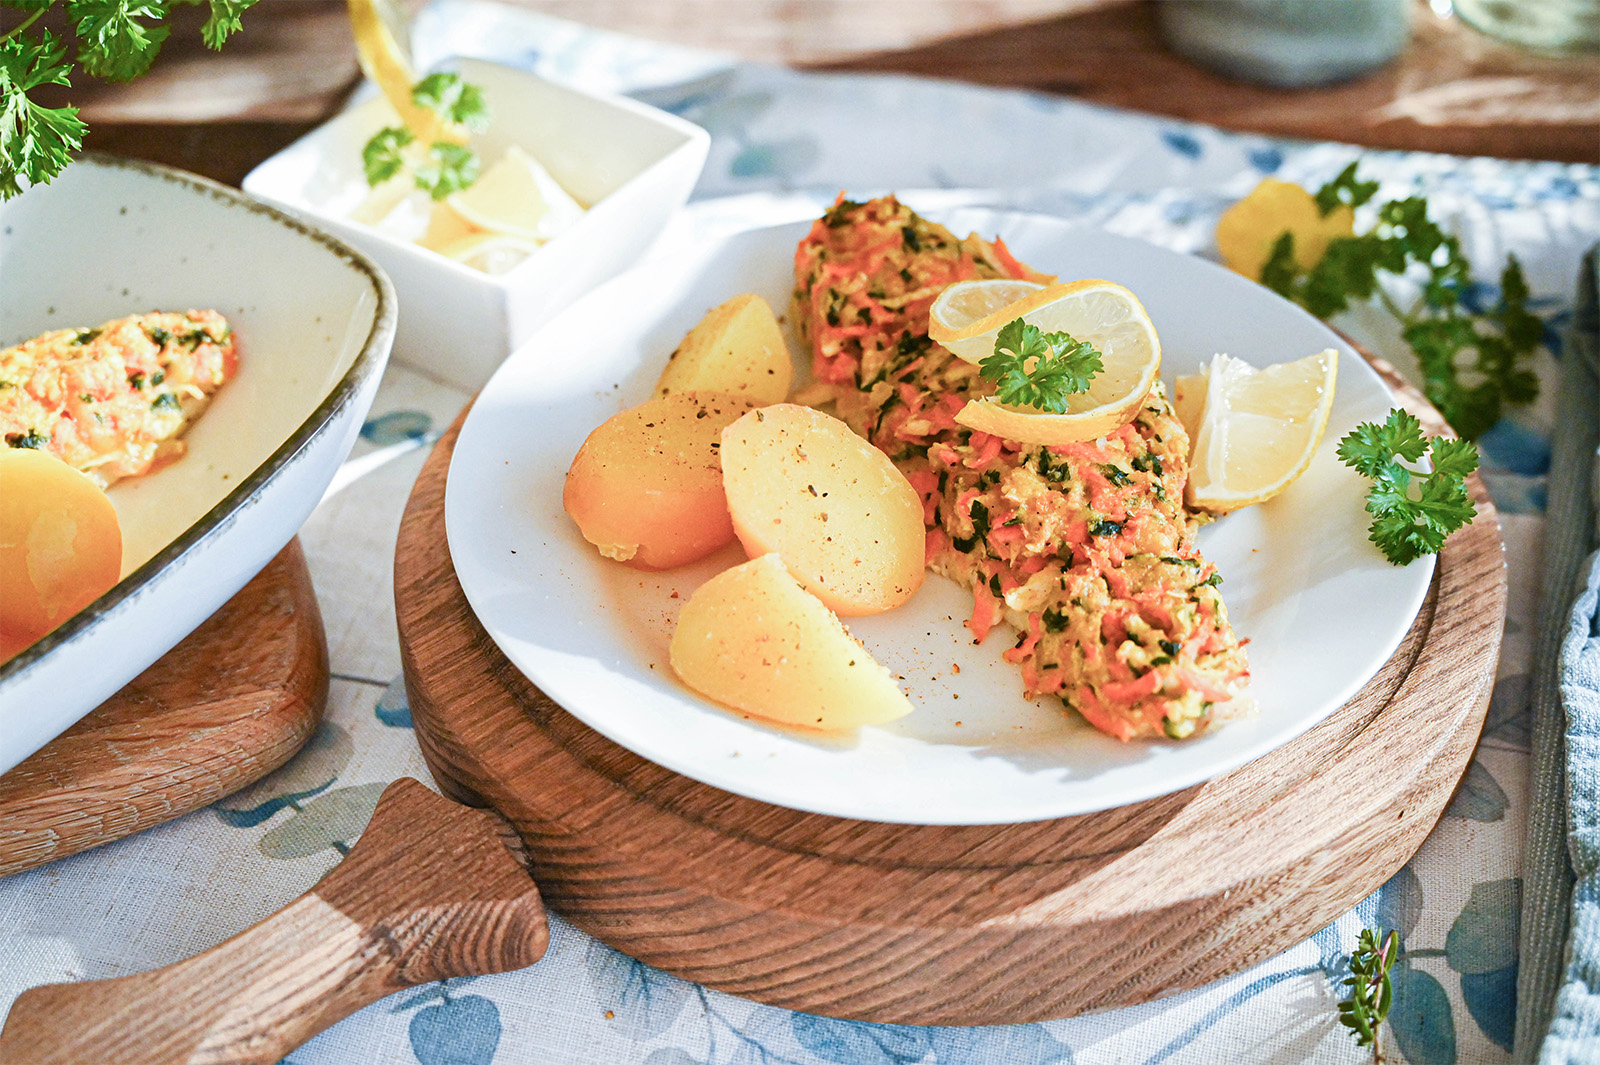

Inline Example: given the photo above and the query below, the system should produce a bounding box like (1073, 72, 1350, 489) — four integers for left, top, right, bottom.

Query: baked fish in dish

(0, 310, 237, 488)
(793, 196, 1248, 740)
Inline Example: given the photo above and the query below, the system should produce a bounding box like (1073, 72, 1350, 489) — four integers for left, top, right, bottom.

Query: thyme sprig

(1338, 928, 1401, 1062)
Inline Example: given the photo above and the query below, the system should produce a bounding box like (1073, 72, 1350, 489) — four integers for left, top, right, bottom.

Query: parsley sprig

(360, 71, 488, 201)
(979, 318, 1102, 413)
(0, 0, 257, 198)
(1338, 408, 1478, 565)
(1261, 163, 1539, 440)
(1338, 928, 1400, 1062)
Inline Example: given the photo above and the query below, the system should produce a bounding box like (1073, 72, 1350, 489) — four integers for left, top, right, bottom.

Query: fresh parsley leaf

(198, 0, 257, 49)
(1257, 164, 1541, 439)
(361, 125, 412, 186)
(411, 71, 490, 132)
(979, 318, 1103, 413)
(412, 140, 478, 201)
(1336, 407, 1428, 474)
(1259, 232, 1298, 300)
(1314, 160, 1379, 217)
(359, 74, 490, 195)
(71, 0, 172, 82)
(1338, 409, 1478, 565)
(0, 32, 87, 197)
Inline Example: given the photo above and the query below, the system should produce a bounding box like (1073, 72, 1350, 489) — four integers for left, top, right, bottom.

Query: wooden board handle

(0, 778, 548, 1065)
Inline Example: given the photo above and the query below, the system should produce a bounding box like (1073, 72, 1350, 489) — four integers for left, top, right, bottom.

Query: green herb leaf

(412, 140, 478, 201)
(1337, 928, 1400, 1055)
(361, 125, 412, 187)
(411, 71, 490, 131)
(199, 0, 257, 49)
(71, 0, 172, 82)
(1338, 409, 1478, 565)
(1259, 164, 1541, 439)
(979, 318, 1103, 413)
(1313, 160, 1379, 217)
(0, 32, 88, 197)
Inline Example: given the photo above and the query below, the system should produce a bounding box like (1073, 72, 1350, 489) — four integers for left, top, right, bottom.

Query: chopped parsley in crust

(793, 196, 1248, 741)
(0, 310, 237, 488)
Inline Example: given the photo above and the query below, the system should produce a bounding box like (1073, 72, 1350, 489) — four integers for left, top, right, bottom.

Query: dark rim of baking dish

(0, 152, 397, 684)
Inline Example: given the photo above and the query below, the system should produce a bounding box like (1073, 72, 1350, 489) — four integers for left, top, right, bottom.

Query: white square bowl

(242, 56, 710, 392)
(0, 154, 395, 775)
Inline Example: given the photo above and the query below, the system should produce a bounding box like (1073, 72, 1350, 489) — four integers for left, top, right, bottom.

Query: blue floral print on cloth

(1, 4, 1598, 1064)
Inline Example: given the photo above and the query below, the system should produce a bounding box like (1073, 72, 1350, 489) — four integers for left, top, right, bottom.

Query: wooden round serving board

(0, 540, 328, 877)
(396, 372, 1504, 1025)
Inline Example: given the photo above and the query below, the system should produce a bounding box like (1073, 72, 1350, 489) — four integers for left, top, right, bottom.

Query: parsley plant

(1261, 162, 1540, 440)
(360, 71, 488, 200)
(1338, 408, 1479, 565)
(0, 0, 257, 198)
(979, 318, 1103, 413)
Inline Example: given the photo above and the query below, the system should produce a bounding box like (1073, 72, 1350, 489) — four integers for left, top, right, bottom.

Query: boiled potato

(655, 293, 792, 405)
(669, 553, 911, 729)
(0, 448, 123, 660)
(563, 391, 759, 570)
(721, 404, 924, 616)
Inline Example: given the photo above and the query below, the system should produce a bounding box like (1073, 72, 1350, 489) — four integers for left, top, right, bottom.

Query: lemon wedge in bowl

(446, 144, 585, 244)
(434, 232, 544, 275)
(933, 279, 1162, 446)
(1181, 349, 1339, 513)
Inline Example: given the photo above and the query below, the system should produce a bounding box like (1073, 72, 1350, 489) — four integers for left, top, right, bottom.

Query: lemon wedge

(1184, 349, 1339, 512)
(419, 200, 484, 252)
(936, 279, 1162, 446)
(433, 232, 543, 275)
(1214, 179, 1355, 282)
(346, 0, 462, 145)
(446, 145, 584, 244)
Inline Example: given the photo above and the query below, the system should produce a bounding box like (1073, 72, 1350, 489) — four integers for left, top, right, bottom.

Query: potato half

(721, 404, 925, 616)
(563, 391, 759, 570)
(655, 293, 793, 405)
(669, 553, 912, 729)
(0, 448, 123, 661)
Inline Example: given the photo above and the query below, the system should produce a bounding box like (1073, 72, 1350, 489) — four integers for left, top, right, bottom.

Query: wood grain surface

(0, 540, 328, 878)
(0, 778, 549, 1065)
(394, 368, 1506, 1025)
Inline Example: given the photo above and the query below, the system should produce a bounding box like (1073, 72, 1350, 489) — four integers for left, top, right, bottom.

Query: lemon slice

(1185, 349, 1339, 512)
(942, 280, 1162, 446)
(446, 145, 585, 243)
(927, 278, 1045, 361)
(346, 0, 461, 145)
(434, 232, 542, 275)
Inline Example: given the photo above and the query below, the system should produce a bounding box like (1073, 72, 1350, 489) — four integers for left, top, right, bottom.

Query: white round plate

(444, 207, 1432, 825)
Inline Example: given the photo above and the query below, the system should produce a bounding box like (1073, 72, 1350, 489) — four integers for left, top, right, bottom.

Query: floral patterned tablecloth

(3, 5, 1598, 1063)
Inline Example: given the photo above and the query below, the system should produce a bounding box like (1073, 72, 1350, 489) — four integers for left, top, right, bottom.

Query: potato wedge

(563, 391, 759, 570)
(669, 553, 911, 729)
(721, 404, 924, 616)
(655, 293, 792, 405)
(0, 448, 122, 661)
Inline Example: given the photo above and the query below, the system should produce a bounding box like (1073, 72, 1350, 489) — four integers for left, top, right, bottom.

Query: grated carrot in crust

(792, 195, 1248, 741)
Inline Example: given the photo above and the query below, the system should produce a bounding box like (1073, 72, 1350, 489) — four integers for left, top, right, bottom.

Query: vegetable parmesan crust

(793, 196, 1248, 741)
(0, 311, 237, 488)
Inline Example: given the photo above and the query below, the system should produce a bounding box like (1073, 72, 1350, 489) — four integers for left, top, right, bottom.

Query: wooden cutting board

(395, 364, 1504, 1025)
(0, 540, 328, 877)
